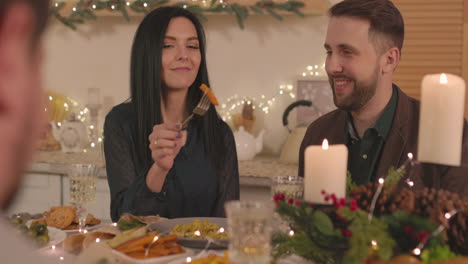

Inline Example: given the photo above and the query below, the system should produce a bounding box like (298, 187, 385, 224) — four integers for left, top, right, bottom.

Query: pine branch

(48, 0, 306, 30)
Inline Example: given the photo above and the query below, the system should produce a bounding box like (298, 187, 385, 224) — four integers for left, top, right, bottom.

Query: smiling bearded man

(298, 0, 468, 197)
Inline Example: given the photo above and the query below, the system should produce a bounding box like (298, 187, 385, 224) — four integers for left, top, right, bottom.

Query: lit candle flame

(413, 248, 421, 255)
(378, 178, 384, 185)
(408, 153, 413, 160)
(322, 139, 329, 150)
(440, 73, 448, 84)
(194, 230, 201, 237)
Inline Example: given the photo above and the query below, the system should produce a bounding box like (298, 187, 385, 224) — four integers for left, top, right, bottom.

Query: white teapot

(51, 114, 89, 153)
(234, 126, 265, 161)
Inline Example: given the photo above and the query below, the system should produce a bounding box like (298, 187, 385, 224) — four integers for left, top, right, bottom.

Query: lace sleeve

(212, 122, 240, 217)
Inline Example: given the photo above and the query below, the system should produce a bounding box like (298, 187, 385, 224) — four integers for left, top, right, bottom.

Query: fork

(181, 93, 211, 129)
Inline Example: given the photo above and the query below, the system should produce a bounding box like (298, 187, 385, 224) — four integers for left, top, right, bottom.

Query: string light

(72, 7, 76, 12)
(217, 62, 325, 120)
(186, 257, 192, 263)
(289, 230, 295, 236)
(143, 2, 148, 7)
(368, 178, 385, 223)
(92, 4, 96, 9)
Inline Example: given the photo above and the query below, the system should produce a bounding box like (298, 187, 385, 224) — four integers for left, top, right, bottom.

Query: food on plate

(9, 212, 43, 225)
(188, 252, 229, 264)
(63, 231, 117, 254)
(200, 84, 219, 106)
(63, 233, 86, 254)
(117, 213, 166, 231)
(45, 205, 76, 229)
(108, 226, 148, 248)
(9, 214, 50, 248)
(170, 219, 228, 239)
(31, 205, 101, 230)
(83, 232, 115, 249)
(114, 234, 185, 259)
(117, 217, 145, 231)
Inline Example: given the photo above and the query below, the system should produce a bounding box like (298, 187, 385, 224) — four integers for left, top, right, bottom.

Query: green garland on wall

(49, 0, 306, 30)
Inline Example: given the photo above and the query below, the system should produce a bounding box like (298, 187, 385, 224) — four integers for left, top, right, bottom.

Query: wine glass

(69, 163, 97, 233)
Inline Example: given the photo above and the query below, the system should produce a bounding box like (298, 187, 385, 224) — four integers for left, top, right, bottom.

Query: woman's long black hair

(130, 6, 225, 172)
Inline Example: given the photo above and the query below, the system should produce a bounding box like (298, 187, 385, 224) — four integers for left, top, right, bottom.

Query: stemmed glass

(69, 163, 97, 233)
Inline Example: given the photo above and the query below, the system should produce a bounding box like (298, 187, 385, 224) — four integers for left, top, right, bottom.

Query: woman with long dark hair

(104, 6, 239, 222)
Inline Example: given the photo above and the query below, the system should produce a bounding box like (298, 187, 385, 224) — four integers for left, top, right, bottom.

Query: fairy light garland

(49, 0, 306, 30)
(45, 95, 103, 152)
(218, 64, 325, 121)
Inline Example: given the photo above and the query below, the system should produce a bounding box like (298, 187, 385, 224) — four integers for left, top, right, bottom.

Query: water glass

(271, 176, 304, 199)
(69, 163, 97, 232)
(225, 200, 275, 264)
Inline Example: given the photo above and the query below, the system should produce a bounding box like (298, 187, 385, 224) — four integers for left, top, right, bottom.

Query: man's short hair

(0, 0, 50, 44)
(329, 0, 404, 55)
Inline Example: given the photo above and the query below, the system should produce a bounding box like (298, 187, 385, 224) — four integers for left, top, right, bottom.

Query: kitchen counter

(30, 150, 299, 187)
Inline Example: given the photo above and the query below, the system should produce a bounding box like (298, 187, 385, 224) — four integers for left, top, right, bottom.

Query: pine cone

(349, 182, 392, 216)
(350, 184, 468, 254)
(387, 187, 415, 214)
(446, 197, 468, 254)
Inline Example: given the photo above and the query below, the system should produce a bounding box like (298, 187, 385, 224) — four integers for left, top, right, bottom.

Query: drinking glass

(225, 200, 275, 264)
(69, 163, 97, 232)
(271, 176, 304, 199)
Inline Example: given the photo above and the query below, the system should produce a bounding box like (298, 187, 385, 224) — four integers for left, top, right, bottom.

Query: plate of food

(27, 205, 102, 232)
(111, 233, 194, 264)
(148, 217, 229, 249)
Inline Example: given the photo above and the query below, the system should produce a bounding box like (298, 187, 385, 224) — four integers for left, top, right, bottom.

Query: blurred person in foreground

(0, 0, 66, 262)
(299, 0, 468, 196)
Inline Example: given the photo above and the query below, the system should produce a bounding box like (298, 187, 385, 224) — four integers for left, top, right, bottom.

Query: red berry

(404, 225, 413, 234)
(288, 198, 294, 204)
(295, 200, 302, 206)
(321, 190, 326, 195)
(340, 198, 346, 205)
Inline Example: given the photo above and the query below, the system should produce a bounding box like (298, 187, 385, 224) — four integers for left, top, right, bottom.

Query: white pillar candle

(304, 139, 348, 204)
(88, 87, 101, 105)
(418, 73, 466, 166)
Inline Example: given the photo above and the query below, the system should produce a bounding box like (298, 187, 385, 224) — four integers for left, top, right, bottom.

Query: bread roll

(62, 233, 85, 254)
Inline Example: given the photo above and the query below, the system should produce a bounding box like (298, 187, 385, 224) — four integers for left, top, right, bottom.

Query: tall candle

(304, 139, 348, 204)
(418, 73, 466, 166)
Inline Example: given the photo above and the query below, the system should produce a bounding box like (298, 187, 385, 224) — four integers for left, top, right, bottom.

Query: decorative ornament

(49, 0, 306, 30)
(272, 164, 468, 263)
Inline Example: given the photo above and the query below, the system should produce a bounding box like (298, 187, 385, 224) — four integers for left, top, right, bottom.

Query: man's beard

(328, 71, 379, 112)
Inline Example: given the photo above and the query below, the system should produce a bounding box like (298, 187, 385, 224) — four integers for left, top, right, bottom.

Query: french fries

(200, 84, 219, 106)
(114, 233, 184, 259)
